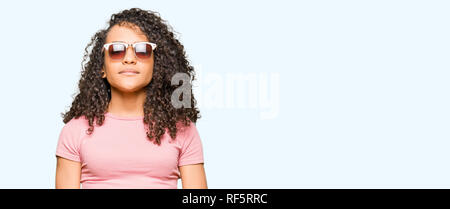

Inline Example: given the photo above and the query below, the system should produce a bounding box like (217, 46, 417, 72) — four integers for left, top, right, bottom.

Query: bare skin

(55, 24, 207, 189)
(55, 156, 81, 189)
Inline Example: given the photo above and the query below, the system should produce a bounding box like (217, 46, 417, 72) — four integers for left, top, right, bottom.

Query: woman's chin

(114, 85, 146, 94)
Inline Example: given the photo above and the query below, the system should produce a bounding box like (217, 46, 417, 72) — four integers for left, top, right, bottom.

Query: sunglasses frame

(102, 41, 157, 60)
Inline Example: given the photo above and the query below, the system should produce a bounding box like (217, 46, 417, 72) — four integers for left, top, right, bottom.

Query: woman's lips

(119, 70, 140, 75)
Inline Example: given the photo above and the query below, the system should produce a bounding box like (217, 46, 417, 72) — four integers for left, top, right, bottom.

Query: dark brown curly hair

(62, 8, 200, 145)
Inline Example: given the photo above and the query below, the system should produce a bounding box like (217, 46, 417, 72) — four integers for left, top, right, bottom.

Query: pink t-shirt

(55, 112, 204, 189)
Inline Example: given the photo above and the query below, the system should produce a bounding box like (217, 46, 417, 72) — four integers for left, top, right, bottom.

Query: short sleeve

(178, 123, 204, 167)
(55, 119, 83, 162)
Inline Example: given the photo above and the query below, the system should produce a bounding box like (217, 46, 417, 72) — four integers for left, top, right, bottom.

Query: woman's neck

(107, 87, 146, 117)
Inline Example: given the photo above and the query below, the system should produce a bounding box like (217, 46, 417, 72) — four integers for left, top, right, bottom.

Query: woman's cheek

(143, 70, 153, 84)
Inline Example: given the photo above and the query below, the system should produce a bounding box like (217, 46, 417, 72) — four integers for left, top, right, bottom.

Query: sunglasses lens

(108, 44, 126, 59)
(135, 43, 152, 59)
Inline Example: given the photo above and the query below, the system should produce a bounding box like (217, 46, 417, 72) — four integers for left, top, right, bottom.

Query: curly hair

(62, 8, 200, 145)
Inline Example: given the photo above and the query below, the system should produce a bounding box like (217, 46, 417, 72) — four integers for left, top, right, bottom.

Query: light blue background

(0, 0, 449, 188)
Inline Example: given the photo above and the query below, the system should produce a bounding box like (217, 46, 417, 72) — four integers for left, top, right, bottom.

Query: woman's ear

(101, 67, 106, 78)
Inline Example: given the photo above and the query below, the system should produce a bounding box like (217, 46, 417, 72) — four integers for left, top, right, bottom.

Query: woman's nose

(122, 45, 137, 64)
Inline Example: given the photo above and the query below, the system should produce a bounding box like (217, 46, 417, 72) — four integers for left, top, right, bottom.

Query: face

(102, 24, 154, 93)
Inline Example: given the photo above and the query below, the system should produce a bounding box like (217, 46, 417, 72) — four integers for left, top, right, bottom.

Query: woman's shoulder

(62, 115, 91, 133)
(175, 120, 198, 135)
(174, 120, 201, 144)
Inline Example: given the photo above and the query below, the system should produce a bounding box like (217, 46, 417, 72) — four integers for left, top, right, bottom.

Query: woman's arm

(55, 156, 81, 189)
(179, 163, 208, 189)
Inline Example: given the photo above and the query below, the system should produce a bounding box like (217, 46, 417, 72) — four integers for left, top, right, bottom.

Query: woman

(55, 8, 207, 189)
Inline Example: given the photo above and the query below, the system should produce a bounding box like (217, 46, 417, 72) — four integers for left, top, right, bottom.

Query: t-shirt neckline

(105, 112, 144, 121)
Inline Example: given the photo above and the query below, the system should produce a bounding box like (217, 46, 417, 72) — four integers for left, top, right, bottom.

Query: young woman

(55, 8, 207, 189)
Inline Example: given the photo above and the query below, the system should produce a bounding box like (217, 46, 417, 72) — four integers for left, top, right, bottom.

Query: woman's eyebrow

(110, 41, 148, 44)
